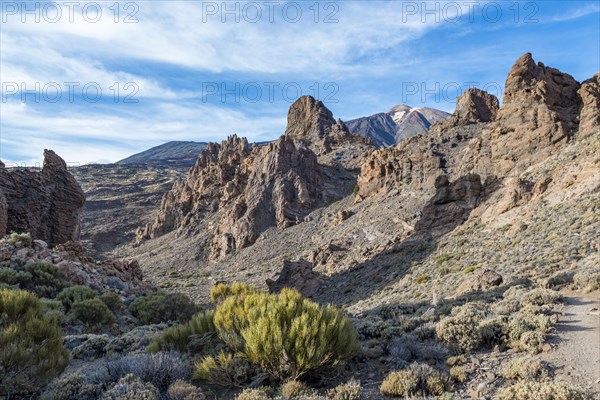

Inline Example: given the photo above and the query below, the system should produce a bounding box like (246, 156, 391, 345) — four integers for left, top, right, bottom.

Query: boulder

(456, 269, 503, 295)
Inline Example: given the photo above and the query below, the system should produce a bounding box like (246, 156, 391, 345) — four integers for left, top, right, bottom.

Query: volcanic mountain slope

(126, 54, 599, 396)
(346, 104, 450, 146)
(71, 163, 188, 257)
(117, 141, 208, 167)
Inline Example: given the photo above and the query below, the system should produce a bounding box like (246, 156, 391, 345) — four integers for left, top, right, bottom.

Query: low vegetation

(128, 292, 198, 324)
(380, 363, 452, 397)
(0, 288, 69, 397)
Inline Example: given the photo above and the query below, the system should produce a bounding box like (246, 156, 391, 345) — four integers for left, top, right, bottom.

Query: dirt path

(542, 290, 600, 394)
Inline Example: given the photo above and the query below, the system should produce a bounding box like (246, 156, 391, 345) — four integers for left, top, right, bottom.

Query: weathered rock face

(137, 136, 252, 240)
(266, 259, 324, 298)
(414, 174, 483, 234)
(285, 96, 374, 169)
(0, 150, 85, 247)
(211, 135, 322, 259)
(443, 88, 499, 126)
(578, 73, 600, 134)
(139, 99, 367, 260)
(357, 53, 585, 201)
(284, 96, 351, 151)
(356, 136, 443, 199)
(489, 53, 581, 174)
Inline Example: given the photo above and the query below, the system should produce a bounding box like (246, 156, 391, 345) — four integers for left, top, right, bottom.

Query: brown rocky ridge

(0, 150, 85, 247)
(137, 96, 372, 261)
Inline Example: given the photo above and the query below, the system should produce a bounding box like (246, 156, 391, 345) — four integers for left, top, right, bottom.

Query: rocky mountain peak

(454, 88, 500, 125)
(283, 96, 370, 160)
(500, 52, 581, 132)
(284, 95, 338, 140)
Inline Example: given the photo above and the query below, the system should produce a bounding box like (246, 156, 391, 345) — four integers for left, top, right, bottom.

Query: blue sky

(1, 0, 598, 165)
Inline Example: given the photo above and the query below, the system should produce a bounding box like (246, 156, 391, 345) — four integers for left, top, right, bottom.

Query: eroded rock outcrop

(285, 96, 357, 152)
(488, 52, 581, 174)
(137, 136, 252, 240)
(578, 73, 600, 134)
(285, 96, 374, 168)
(443, 88, 499, 127)
(266, 259, 324, 297)
(139, 99, 367, 260)
(357, 53, 585, 201)
(415, 174, 483, 234)
(211, 135, 322, 259)
(0, 150, 85, 246)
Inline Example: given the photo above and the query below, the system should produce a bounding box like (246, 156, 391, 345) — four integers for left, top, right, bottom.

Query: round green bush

(209, 285, 359, 380)
(70, 298, 116, 328)
(0, 288, 69, 397)
(128, 292, 198, 325)
(57, 285, 97, 310)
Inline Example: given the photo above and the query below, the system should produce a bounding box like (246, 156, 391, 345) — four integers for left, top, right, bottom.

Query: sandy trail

(542, 290, 600, 395)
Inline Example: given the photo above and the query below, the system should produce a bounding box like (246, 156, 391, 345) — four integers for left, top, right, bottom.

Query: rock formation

(357, 53, 586, 201)
(284, 96, 374, 169)
(284, 96, 353, 152)
(414, 174, 484, 235)
(210, 135, 322, 259)
(578, 73, 600, 134)
(443, 88, 499, 127)
(266, 259, 324, 297)
(139, 98, 363, 260)
(0, 150, 85, 247)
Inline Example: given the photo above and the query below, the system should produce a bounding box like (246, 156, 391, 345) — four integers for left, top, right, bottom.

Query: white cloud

(0, 99, 285, 164)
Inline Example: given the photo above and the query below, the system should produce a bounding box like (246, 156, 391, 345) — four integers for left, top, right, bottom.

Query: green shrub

(326, 379, 361, 400)
(70, 298, 116, 328)
(149, 311, 216, 353)
(380, 364, 451, 397)
(0, 261, 66, 298)
(8, 232, 32, 245)
(495, 381, 588, 400)
(436, 303, 485, 353)
(57, 285, 97, 309)
(102, 374, 160, 400)
(211, 286, 359, 380)
(167, 380, 206, 400)
(0, 288, 69, 397)
(100, 291, 124, 312)
(210, 282, 258, 304)
(193, 352, 257, 387)
(128, 292, 198, 324)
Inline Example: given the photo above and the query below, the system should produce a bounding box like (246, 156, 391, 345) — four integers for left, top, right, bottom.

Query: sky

(0, 0, 599, 165)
